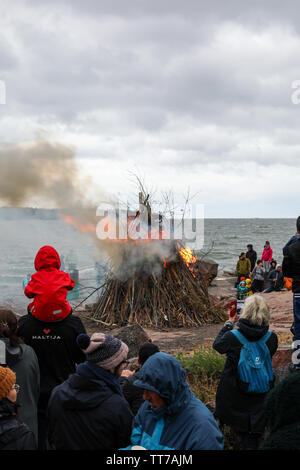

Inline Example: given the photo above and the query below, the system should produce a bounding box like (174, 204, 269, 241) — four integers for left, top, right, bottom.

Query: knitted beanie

(76, 333, 128, 370)
(139, 342, 160, 365)
(0, 366, 16, 400)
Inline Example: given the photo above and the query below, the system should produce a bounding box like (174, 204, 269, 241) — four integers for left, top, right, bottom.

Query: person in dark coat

(47, 332, 133, 450)
(17, 309, 86, 449)
(264, 265, 285, 293)
(213, 295, 278, 450)
(120, 342, 160, 415)
(282, 216, 300, 371)
(246, 244, 257, 272)
(260, 372, 300, 450)
(0, 365, 36, 450)
(0, 308, 39, 444)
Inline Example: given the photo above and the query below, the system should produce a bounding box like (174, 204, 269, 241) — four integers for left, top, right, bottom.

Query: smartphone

(236, 300, 244, 316)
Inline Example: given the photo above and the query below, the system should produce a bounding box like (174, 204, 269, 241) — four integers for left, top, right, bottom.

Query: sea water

(0, 208, 296, 312)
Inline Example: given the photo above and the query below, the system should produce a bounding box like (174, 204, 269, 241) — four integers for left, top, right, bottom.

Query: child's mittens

(22, 276, 30, 290)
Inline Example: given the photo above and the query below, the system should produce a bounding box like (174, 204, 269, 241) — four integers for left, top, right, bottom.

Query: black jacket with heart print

(17, 311, 86, 408)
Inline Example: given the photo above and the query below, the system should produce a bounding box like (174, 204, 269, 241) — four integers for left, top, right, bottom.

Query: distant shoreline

(0, 207, 295, 220)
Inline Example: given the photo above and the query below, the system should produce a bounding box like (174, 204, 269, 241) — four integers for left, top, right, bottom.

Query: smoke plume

(0, 140, 90, 208)
(0, 139, 174, 279)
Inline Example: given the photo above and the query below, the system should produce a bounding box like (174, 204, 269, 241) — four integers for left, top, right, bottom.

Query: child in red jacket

(24, 246, 75, 322)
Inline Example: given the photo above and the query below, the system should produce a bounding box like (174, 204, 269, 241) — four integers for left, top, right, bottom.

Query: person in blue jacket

(121, 352, 223, 450)
(237, 280, 248, 300)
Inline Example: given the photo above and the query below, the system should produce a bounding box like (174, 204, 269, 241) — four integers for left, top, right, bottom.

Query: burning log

(92, 241, 226, 328)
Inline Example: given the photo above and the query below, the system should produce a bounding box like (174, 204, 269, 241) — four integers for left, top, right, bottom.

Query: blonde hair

(239, 295, 270, 326)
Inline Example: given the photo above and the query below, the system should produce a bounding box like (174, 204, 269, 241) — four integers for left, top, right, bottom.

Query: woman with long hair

(213, 295, 278, 450)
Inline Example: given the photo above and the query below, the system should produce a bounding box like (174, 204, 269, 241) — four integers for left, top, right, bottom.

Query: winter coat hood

(34, 246, 61, 271)
(0, 338, 23, 367)
(264, 372, 300, 433)
(237, 318, 269, 341)
(25, 246, 74, 322)
(133, 352, 191, 416)
(59, 372, 115, 412)
(260, 372, 300, 450)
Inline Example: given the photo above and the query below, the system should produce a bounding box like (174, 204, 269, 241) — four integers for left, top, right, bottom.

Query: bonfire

(92, 239, 226, 328)
(61, 195, 226, 328)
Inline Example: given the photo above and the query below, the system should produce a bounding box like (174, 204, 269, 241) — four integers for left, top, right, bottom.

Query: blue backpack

(231, 329, 274, 394)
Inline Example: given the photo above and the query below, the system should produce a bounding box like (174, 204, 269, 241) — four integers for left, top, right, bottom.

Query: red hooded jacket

(25, 246, 75, 322)
(261, 246, 273, 263)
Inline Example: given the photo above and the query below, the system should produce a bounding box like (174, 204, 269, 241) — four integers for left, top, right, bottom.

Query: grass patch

(177, 349, 226, 379)
(177, 349, 225, 403)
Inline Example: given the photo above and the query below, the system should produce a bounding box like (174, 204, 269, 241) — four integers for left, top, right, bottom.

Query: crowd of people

(235, 242, 286, 296)
(0, 216, 300, 451)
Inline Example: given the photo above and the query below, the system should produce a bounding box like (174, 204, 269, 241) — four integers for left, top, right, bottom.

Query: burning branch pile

(92, 241, 226, 328)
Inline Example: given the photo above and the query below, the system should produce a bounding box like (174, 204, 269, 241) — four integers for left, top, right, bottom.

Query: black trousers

(235, 431, 263, 450)
(252, 279, 264, 292)
(37, 393, 51, 450)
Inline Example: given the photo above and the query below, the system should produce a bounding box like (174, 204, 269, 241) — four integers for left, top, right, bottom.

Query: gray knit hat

(76, 333, 128, 370)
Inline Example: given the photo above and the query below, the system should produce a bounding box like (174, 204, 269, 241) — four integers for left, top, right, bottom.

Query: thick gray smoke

(0, 139, 175, 279)
(0, 140, 89, 208)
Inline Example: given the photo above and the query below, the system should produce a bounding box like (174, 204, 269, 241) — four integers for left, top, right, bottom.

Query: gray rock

(192, 257, 219, 285)
(114, 324, 151, 359)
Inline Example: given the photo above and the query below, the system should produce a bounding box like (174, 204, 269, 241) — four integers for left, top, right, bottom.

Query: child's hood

(34, 245, 61, 271)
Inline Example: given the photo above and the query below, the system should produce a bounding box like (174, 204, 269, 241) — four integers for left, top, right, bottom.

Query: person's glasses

(13, 384, 20, 393)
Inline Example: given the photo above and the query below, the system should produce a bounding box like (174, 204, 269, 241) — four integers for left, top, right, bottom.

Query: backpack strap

(231, 329, 272, 345)
(231, 329, 248, 345)
(257, 331, 272, 344)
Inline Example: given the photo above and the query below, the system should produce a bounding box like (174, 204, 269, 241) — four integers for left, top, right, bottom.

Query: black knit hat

(138, 342, 159, 365)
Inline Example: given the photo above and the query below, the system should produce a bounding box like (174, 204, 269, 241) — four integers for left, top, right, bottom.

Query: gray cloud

(1, 0, 300, 216)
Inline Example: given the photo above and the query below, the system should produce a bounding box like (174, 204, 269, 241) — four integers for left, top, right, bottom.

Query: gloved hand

(224, 320, 234, 329)
(22, 276, 30, 290)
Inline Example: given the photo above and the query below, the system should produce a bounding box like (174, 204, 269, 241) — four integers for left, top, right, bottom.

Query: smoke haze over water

(0, 139, 175, 277)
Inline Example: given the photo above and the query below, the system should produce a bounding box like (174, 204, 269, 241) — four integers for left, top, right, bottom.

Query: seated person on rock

(264, 265, 285, 293)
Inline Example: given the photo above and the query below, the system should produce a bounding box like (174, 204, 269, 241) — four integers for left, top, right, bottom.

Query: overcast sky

(1, 0, 300, 217)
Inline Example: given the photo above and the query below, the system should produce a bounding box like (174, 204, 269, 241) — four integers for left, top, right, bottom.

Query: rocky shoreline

(78, 269, 294, 355)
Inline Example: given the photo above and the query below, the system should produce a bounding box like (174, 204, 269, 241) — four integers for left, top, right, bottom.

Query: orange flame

(179, 248, 197, 265)
(61, 212, 167, 244)
(61, 214, 95, 233)
(179, 248, 197, 277)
